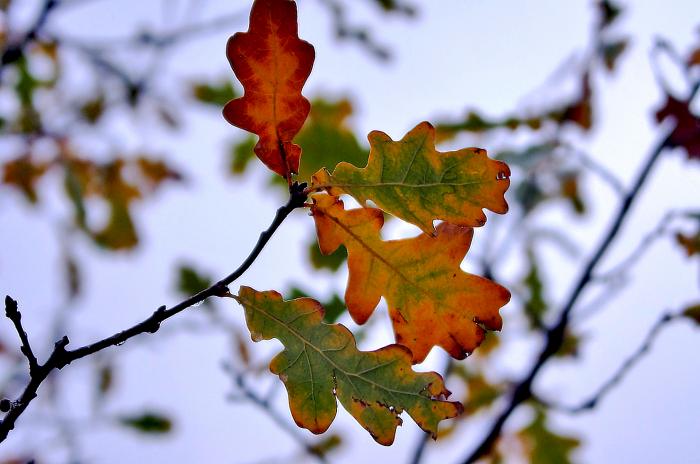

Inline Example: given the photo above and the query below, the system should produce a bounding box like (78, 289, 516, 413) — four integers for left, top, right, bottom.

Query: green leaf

(118, 412, 173, 434)
(313, 121, 510, 235)
(176, 265, 212, 296)
(522, 250, 547, 329)
(296, 98, 369, 183)
(192, 80, 238, 107)
(229, 136, 257, 175)
(308, 237, 348, 272)
(308, 434, 342, 457)
(288, 286, 346, 323)
(518, 407, 580, 464)
(599, 39, 628, 72)
(234, 287, 462, 445)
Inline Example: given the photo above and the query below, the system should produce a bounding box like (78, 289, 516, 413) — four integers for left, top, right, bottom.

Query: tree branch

(3, 297, 39, 376)
(0, 0, 59, 71)
(541, 313, 678, 414)
(223, 363, 329, 464)
(0, 183, 308, 443)
(459, 82, 699, 463)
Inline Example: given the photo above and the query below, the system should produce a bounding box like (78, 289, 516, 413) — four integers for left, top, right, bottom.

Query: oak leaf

(312, 121, 510, 235)
(223, 0, 315, 179)
(311, 194, 510, 362)
(235, 286, 462, 445)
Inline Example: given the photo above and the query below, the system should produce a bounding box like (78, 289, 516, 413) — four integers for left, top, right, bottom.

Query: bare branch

(542, 313, 678, 414)
(0, 183, 308, 443)
(3, 297, 39, 376)
(459, 82, 700, 464)
(0, 0, 59, 72)
(223, 363, 329, 464)
(595, 209, 699, 283)
(565, 144, 625, 195)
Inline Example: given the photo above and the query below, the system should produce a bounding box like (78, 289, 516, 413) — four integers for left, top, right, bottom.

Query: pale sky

(0, 1, 699, 463)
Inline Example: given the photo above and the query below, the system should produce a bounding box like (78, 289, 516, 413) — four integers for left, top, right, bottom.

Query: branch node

(4, 296, 39, 374)
(289, 181, 309, 209)
(212, 283, 231, 298)
(0, 399, 11, 413)
(144, 306, 166, 333)
(52, 336, 71, 369)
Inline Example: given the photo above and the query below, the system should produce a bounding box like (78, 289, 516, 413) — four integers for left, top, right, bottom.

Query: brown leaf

(655, 95, 700, 160)
(223, 0, 315, 179)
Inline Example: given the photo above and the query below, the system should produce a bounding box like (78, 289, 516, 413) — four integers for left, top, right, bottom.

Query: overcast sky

(1, 1, 699, 463)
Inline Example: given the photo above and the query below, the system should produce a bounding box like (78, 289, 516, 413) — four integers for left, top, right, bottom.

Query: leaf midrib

(240, 296, 434, 401)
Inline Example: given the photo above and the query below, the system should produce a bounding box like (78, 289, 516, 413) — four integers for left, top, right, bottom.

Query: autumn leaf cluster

(222, 0, 511, 444)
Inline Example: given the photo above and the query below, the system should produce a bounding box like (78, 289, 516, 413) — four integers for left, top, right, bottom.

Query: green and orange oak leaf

(223, 0, 315, 179)
(234, 287, 462, 445)
(221, 0, 513, 444)
(311, 194, 511, 363)
(312, 121, 510, 234)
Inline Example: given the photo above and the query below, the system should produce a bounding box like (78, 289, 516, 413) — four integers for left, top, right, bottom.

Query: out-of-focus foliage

(118, 412, 173, 435)
(517, 407, 580, 464)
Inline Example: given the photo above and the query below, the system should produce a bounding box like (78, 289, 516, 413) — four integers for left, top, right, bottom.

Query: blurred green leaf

(496, 142, 557, 169)
(451, 365, 504, 415)
(518, 407, 580, 464)
(192, 80, 238, 107)
(599, 39, 628, 72)
(295, 98, 369, 182)
(598, 0, 623, 30)
(119, 412, 172, 434)
(308, 237, 347, 272)
(555, 330, 581, 358)
(176, 265, 212, 296)
(309, 434, 342, 457)
(96, 364, 114, 400)
(288, 287, 347, 323)
(559, 172, 586, 215)
(14, 57, 39, 106)
(522, 251, 547, 329)
(229, 136, 257, 175)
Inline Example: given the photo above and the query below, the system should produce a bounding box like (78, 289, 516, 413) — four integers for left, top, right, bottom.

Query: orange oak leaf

(311, 194, 510, 363)
(223, 0, 315, 178)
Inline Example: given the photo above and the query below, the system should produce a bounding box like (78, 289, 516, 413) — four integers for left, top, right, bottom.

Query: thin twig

(541, 313, 678, 414)
(594, 209, 699, 283)
(52, 10, 248, 51)
(566, 145, 625, 195)
(3, 297, 40, 376)
(459, 82, 700, 464)
(0, 0, 59, 71)
(0, 183, 308, 443)
(223, 363, 329, 464)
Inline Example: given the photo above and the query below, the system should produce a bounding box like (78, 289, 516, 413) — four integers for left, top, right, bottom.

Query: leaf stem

(0, 183, 308, 443)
